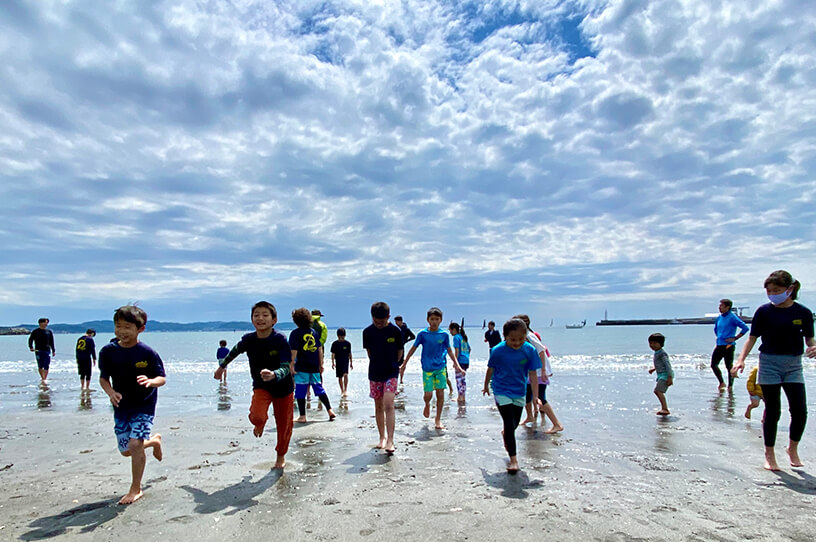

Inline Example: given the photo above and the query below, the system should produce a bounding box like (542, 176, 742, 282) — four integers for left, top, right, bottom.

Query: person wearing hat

(311, 310, 328, 346)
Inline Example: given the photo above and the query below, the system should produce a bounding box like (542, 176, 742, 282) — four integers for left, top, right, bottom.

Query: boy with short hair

(76, 328, 97, 391)
(216, 339, 230, 383)
(647, 333, 673, 416)
(214, 301, 294, 470)
(363, 302, 404, 453)
(330, 328, 353, 397)
(98, 306, 165, 505)
(28, 317, 55, 385)
(401, 307, 462, 429)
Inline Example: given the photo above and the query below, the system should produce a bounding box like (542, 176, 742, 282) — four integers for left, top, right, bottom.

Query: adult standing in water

(732, 270, 816, 471)
(711, 298, 749, 392)
(28, 317, 55, 385)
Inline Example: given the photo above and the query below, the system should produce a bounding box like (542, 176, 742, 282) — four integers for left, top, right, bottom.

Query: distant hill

(3, 320, 298, 334)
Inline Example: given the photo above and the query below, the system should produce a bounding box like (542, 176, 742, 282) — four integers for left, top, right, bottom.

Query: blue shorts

(114, 412, 154, 452)
(35, 350, 51, 370)
(294, 372, 322, 385)
(758, 353, 805, 385)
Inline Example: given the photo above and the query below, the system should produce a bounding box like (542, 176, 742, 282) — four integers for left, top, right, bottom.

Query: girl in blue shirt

(483, 318, 542, 473)
(449, 322, 470, 404)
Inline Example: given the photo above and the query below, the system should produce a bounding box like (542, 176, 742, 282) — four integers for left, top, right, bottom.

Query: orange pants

(249, 389, 294, 456)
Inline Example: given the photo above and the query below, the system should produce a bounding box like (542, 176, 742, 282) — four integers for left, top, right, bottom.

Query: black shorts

(335, 361, 350, 378)
(77, 359, 92, 379)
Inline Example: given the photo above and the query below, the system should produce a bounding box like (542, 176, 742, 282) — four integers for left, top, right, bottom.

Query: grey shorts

(758, 353, 805, 385)
(654, 378, 670, 394)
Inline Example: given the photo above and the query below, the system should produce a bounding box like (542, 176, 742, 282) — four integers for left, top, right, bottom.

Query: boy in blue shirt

(99, 306, 166, 505)
(362, 301, 404, 453)
(648, 333, 674, 416)
(76, 328, 97, 391)
(483, 318, 542, 473)
(216, 339, 230, 383)
(401, 307, 462, 429)
(711, 298, 749, 392)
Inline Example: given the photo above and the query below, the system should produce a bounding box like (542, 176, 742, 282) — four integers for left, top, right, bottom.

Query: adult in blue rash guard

(711, 298, 749, 392)
(28, 317, 56, 385)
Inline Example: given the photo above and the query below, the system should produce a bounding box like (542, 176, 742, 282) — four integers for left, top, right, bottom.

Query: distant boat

(566, 320, 586, 329)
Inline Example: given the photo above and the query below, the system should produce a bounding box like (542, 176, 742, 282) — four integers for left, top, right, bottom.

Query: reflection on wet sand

(37, 384, 52, 409)
(710, 391, 736, 418)
(78, 389, 93, 411)
(217, 382, 231, 411)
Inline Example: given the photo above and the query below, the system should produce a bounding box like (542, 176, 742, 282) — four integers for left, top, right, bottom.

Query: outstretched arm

(732, 336, 758, 375)
(483, 367, 493, 395)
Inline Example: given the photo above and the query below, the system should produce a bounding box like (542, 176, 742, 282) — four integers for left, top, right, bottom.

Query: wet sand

(1, 371, 815, 541)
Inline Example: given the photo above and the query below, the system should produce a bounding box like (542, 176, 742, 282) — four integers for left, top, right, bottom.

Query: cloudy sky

(1, 0, 815, 327)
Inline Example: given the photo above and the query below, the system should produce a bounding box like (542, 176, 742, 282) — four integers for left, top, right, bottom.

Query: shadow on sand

(342, 449, 392, 474)
(770, 469, 816, 495)
(180, 469, 283, 515)
(480, 467, 544, 499)
(20, 497, 126, 540)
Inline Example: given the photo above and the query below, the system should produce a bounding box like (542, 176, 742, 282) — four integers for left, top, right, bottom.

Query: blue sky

(1, 0, 815, 328)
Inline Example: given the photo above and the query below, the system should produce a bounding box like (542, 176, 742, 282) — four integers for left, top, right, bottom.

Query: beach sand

(1, 372, 815, 541)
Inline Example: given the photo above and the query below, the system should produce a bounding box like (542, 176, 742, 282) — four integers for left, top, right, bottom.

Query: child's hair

(648, 333, 665, 347)
(488, 320, 495, 326)
(503, 318, 527, 338)
(86, 328, 96, 335)
(513, 314, 532, 329)
(219, 339, 227, 346)
(337, 327, 346, 337)
(371, 301, 390, 319)
(764, 270, 801, 300)
(292, 307, 313, 329)
(448, 321, 469, 342)
(427, 307, 443, 318)
(251, 301, 277, 318)
(113, 305, 147, 327)
(394, 315, 403, 322)
(719, 298, 733, 309)
(38, 317, 49, 324)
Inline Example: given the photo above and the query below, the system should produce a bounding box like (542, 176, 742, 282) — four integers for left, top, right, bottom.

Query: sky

(1, 0, 816, 328)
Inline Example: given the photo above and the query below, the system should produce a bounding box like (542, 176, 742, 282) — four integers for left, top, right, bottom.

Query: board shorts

(294, 372, 322, 385)
(335, 360, 350, 378)
(114, 412, 154, 452)
(369, 378, 398, 399)
(654, 378, 670, 394)
(422, 368, 447, 392)
(35, 350, 51, 370)
(495, 394, 526, 407)
(77, 359, 92, 379)
(758, 353, 805, 385)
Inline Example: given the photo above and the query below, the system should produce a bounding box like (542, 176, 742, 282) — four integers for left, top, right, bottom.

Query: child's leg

(521, 383, 534, 424)
(422, 391, 432, 418)
(745, 397, 760, 419)
(342, 374, 349, 395)
(762, 383, 782, 470)
(654, 390, 669, 414)
(271, 393, 294, 468)
(497, 403, 523, 471)
(455, 369, 467, 402)
(312, 382, 336, 420)
(295, 383, 309, 422)
(374, 396, 386, 447)
(711, 347, 726, 389)
(383, 389, 396, 451)
(434, 388, 445, 429)
(249, 389, 274, 436)
(337, 377, 344, 395)
(542, 402, 564, 433)
(782, 382, 807, 467)
(121, 438, 147, 504)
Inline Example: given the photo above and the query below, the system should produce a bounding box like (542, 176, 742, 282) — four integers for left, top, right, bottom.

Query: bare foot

(520, 417, 534, 425)
(787, 447, 804, 467)
(385, 441, 395, 455)
(423, 402, 430, 418)
(253, 425, 264, 437)
(764, 450, 781, 471)
(118, 490, 143, 505)
(274, 455, 286, 469)
(435, 422, 445, 430)
(718, 383, 726, 392)
(544, 425, 564, 434)
(151, 434, 163, 461)
(656, 410, 670, 416)
(744, 406, 753, 419)
(328, 409, 336, 421)
(295, 416, 307, 423)
(506, 460, 520, 474)
(376, 439, 386, 449)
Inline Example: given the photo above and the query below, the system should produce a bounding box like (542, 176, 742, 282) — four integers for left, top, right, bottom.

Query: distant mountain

(4, 320, 298, 334)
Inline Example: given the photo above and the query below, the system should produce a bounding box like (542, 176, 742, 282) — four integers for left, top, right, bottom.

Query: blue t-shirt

(362, 323, 404, 381)
(453, 334, 470, 366)
(487, 341, 540, 398)
(76, 335, 96, 361)
(216, 346, 230, 360)
(414, 328, 451, 372)
(750, 302, 815, 355)
(225, 331, 293, 396)
(714, 311, 749, 346)
(289, 327, 321, 373)
(98, 341, 166, 416)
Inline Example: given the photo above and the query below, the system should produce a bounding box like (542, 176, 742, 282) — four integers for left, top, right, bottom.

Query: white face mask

(768, 290, 791, 305)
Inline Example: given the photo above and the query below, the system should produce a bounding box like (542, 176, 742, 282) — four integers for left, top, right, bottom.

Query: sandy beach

(2, 368, 815, 542)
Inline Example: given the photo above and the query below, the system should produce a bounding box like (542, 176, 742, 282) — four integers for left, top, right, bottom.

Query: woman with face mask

(732, 270, 816, 471)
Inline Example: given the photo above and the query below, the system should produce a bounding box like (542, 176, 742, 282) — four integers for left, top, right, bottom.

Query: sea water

(1, 325, 813, 415)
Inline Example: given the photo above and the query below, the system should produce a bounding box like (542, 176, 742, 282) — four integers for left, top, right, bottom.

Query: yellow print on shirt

(303, 333, 318, 353)
(135, 361, 148, 368)
(793, 319, 802, 325)
(387, 337, 396, 343)
(77, 339, 87, 351)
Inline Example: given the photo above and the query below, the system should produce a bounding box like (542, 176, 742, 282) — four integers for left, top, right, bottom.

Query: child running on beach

(75, 328, 97, 391)
(514, 314, 564, 433)
(647, 333, 673, 415)
(331, 328, 353, 397)
(401, 307, 462, 429)
(483, 318, 542, 473)
(98, 305, 165, 504)
(745, 366, 764, 420)
(362, 301, 404, 453)
(216, 339, 230, 383)
(448, 322, 470, 404)
(214, 301, 294, 470)
(290, 307, 336, 423)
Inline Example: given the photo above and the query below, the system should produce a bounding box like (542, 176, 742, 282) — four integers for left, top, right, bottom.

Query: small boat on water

(566, 320, 586, 329)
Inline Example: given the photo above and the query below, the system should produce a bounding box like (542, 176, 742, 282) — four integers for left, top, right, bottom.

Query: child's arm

(99, 377, 121, 407)
(648, 367, 655, 374)
(482, 367, 493, 395)
(331, 351, 336, 369)
(401, 344, 418, 369)
(214, 344, 242, 380)
(732, 336, 758, 375)
(137, 375, 166, 388)
(528, 370, 543, 408)
(319, 345, 325, 373)
(448, 346, 462, 372)
(349, 349, 353, 370)
(805, 336, 816, 359)
(290, 350, 297, 375)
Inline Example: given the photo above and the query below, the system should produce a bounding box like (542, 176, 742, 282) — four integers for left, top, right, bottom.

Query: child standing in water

(483, 318, 542, 473)
(214, 301, 293, 470)
(648, 333, 673, 416)
(448, 322, 470, 404)
(290, 307, 336, 423)
(98, 306, 165, 504)
(75, 328, 97, 391)
(216, 339, 230, 383)
(401, 307, 462, 429)
(331, 328, 353, 397)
